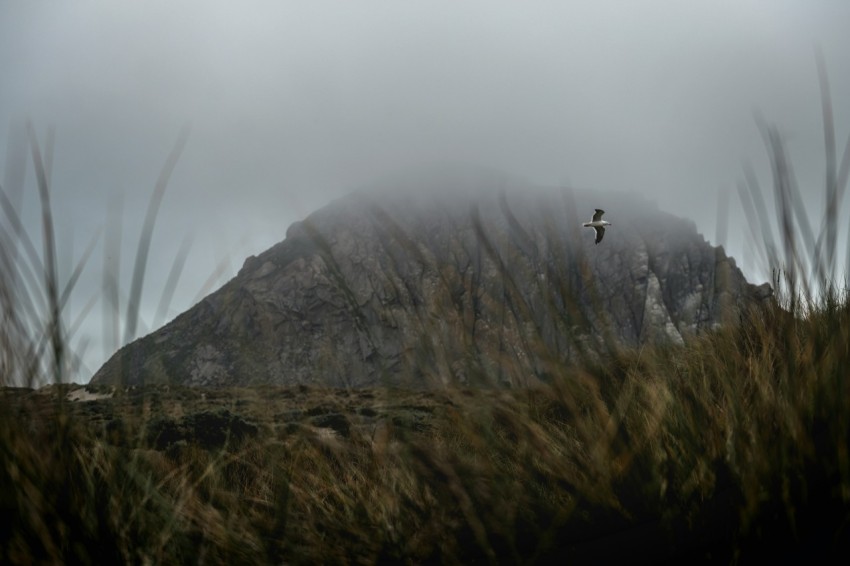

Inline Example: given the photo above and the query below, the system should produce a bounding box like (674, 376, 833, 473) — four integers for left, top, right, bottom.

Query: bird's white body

(583, 209, 611, 244)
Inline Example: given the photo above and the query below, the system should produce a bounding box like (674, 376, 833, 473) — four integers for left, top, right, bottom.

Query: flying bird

(583, 209, 611, 244)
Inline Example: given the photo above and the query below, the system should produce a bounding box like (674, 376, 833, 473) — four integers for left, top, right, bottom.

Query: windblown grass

(2, 64, 850, 562)
(2, 304, 848, 563)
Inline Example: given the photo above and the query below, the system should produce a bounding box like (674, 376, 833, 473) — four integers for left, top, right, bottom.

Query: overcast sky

(2, 1, 849, 381)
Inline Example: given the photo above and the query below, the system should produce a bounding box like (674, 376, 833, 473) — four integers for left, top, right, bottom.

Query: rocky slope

(92, 172, 772, 387)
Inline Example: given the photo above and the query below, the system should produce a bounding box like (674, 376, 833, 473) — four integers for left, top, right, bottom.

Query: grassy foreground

(3, 69, 850, 561)
(2, 293, 849, 563)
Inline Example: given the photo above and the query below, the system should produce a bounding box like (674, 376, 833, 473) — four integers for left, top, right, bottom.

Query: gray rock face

(91, 176, 771, 388)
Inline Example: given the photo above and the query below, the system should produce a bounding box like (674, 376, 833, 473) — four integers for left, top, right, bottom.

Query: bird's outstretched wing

(594, 226, 605, 244)
(592, 209, 605, 222)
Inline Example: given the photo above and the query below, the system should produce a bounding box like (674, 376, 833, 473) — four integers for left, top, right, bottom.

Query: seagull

(583, 209, 611, 244)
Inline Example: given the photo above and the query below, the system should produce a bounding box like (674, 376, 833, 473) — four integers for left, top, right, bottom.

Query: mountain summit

(92, 174, 771, 388)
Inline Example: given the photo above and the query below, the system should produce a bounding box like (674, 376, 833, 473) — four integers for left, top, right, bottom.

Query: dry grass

(2, 299, 849, 563)
(3, 66, 850, 562)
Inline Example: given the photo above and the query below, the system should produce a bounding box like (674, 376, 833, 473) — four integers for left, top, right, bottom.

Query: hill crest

(92, 179, 771, 387)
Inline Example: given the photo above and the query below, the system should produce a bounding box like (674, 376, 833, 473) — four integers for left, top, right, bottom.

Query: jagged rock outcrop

(92, 171, 772, 388)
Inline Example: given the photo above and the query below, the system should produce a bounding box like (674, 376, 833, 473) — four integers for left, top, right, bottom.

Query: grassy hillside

(1, 296, 849, 562)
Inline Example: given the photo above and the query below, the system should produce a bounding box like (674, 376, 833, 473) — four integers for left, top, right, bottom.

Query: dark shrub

(185, 410, 258, 450)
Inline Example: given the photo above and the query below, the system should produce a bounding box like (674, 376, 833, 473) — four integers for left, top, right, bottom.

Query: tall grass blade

(189, 254, 234, 306)
(58, 228, 101, 312)
(740, 165, 777, 275)
(2, 122, 27, 291)
(0, 217, 46, 322)
(103, 191, 124, 360)
(153, 233, 193, 328)
(27, 121, 64, 383)
(43, 125, 55, 190)
(766, 126, 817, 301)
(124, 124, 190, 343)
(816, 49, 839, 282)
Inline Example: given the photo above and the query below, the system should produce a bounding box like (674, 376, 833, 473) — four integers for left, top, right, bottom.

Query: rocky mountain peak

(92, 173, 771, 388)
